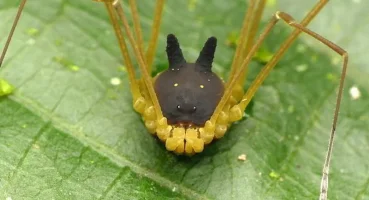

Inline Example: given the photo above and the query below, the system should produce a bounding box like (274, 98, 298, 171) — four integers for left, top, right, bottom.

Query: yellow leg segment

(239, 0, 266, 86)
(96, 0, 169, 138)
(112, 1, 164, 120)
(97, 0, 145, 114)
(146, 0, 166, 72)
(212, 0, 329, 125)
(128, 0, 145, 54)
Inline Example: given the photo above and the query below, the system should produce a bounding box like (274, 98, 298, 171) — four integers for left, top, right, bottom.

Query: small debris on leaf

(237, 154, 247, 161)
(0, 79, 15, 96)
(326, 73, 338, 82)
(32, 144, 40, 149)
(226, 31, 239, 48)
(253, 46, 273, 63)
(26, 27, 39, 36)
(349, 86, 361, 100)
(295, 64, 308, 72)
(269, 171, 280, 179)
(110, 77, 122, 86)
(118, 65, 127, 72)
(53, 56, 80, 72)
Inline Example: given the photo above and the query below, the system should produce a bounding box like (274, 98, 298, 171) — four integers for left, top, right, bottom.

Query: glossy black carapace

(154, 34, 224, 126)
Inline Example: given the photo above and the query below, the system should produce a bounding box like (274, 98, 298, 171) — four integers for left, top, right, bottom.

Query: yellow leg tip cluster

(133, 97, 146, 114)
(230, 104, 243, 122)
(199, 120, 216, 144)
(144, 120, 156, 134)
(143, 105, 156, 120)
(156, 117, 171, 141)
(199, 128, 214, 144)
(215, 125, 227, 138)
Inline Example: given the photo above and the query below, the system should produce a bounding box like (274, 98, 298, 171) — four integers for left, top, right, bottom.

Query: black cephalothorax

(154, 34, 224, 126)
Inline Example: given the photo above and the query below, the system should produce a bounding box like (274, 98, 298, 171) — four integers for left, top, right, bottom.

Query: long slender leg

(239, 0, 266, 85)
(227, 0, 256, 84)
(99, 0, 143, 110)
(0, 0, 28, 68)
(127, 0, 165, 74)
(112, 0, 164, 120)
(210, 0, 328, 124)
(227, 0, 266, 89)
(276, 13, 348, 200)
(145, 0, 165, 72)
(235, 12, 347, 200)
(128, 0, 145, 55)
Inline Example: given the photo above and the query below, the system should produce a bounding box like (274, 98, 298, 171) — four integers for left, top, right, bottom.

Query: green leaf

(0, 0, 368, 199)
(0, 79, 14, 96)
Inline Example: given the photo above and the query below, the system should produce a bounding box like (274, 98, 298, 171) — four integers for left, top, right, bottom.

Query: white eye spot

(350, 86, 361, 100)
(193, 106, 197, 111)
(207, 79, 210, 82)
(177, 105, 181, 109)
(171, 68, 175, 71)
(200, 84, 204, 88)
(174, 83, 179, 87)
(110, 77, 121, 86)
(177, 68, 180, 71)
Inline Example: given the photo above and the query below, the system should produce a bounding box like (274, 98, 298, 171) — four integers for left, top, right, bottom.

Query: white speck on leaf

(349, 86, 361, 100)
(238, 154, 247, 161)
(295, 64, 308, 72)
(110, 77, 121, 86)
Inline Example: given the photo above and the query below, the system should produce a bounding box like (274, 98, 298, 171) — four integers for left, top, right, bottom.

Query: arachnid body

(0, 0, 349, 199)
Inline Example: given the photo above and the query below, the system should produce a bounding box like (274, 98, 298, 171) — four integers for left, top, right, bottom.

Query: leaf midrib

(8, 93, 210, 200)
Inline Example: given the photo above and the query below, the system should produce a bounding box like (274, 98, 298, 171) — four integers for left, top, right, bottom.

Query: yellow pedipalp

(165, 127, 185, 151)
(185, 128, 204, 153)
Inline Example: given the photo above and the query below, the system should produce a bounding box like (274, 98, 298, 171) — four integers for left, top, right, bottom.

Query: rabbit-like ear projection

(196, 37, 217, 72)
(166, 34, 186, 68)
